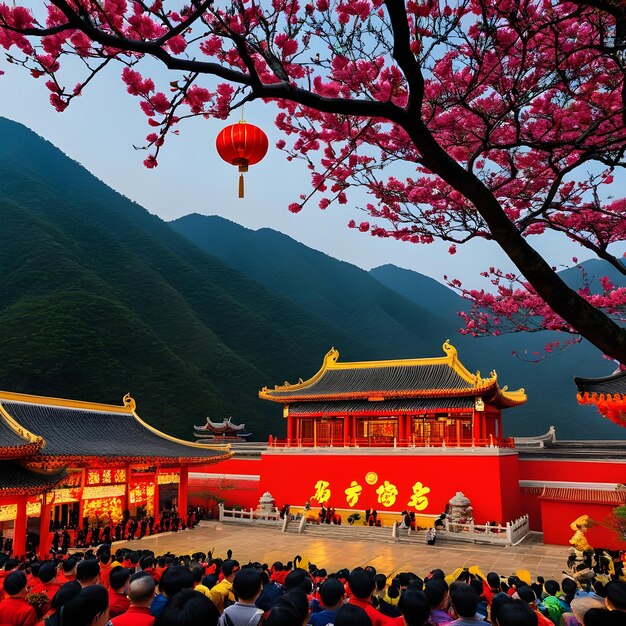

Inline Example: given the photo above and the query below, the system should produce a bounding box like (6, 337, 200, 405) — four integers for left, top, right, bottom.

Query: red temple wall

(540, 500, 626, 549)
(258, 451, 522, 523)
(520, 491, 543, 532)
(187, 453, 626, 546)
(189, 458, 262, 510)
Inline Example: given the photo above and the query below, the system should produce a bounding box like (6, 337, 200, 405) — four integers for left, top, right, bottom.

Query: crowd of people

(0, 542, 624, 626)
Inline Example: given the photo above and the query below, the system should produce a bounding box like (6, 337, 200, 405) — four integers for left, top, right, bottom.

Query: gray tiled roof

(0, 461, 66, 495)
(267, 364, 479, 398)
(288, 398, 475, 415)
(0, 417, 33, 448)
(575, 370, 626, 396)
(0, 401, 227, 462)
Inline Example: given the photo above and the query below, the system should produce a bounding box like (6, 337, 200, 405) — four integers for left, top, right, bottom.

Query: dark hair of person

(561, 578, 577, 602)
(4, 570, 27, 595)
(76, 559, 100, 583)
(487, 572, 501, 589)
(490, 592, 514, 625)
(100, 552, 111, 565)
(39, 561, 57, 583)
(233, 568, 262, 602)
(606, 580, 626, 611)
(429, 569, 445, 580)
(398, 588, 430, 626)
(469, 578, 483, 598)
(62, 558, 77, 574)
(160, 565, 194, 597)
(61, 585, 109, 626)
(189, 565, 203, 584)
(425, 578, 449, 609)
(387, 585, 400, 600)
(349, 568, 376, 600)
(516, 585, 536, 604)
(130, 552, 141, 565)
(52, 580, 81, 610)
(140, 556, 154, 570)
(202, 573, 219, 589)
(155, 588, 219, 626)
(334, 603, 372, 626)
(319, 578, 345, 607)
(285, 568, 312, 593)
(530, 583, 543, 599)
(494, 601, 538, 626)
(45, 581, 81, 626)
(374, 573, 387, 592)
(544, 580, 560, 596)
(592, 580, 606, 597)
(263, 591, 309, 626)
(222, 560, 240, 578)
(4, 559, 18, 572)
(450, 582, 478, 619)
(585, 608, 618, 626)
(109, 566, 130, 592)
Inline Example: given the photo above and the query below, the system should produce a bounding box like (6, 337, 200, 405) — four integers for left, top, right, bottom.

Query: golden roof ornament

(122, 393, 136, 411)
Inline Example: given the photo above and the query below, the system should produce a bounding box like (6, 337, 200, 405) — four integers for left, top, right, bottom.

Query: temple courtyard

(111, 521, 569, 581)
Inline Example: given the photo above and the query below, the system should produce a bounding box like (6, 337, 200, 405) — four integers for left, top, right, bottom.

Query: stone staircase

(221, 517, 428, 545)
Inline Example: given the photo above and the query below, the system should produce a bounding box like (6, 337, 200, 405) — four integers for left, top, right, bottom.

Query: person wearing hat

(0, 570, 38, 626)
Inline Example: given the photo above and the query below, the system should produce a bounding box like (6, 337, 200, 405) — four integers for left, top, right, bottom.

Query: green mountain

(0, 117, 378, 439)
(171, 215, 626, 440)
(170, 214, 455, 360)
(370, 263, 626, 440)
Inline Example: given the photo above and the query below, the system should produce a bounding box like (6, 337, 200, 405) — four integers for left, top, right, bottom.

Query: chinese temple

(259, 341, 526, 447)
(190, 343, 626, 548)
(194, 417, 251, 440)
(575, 369, 626, 426)
(0, 390, 231, 558)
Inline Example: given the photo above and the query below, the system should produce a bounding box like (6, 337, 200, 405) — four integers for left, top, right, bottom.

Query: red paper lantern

(216, 121, 269, 198)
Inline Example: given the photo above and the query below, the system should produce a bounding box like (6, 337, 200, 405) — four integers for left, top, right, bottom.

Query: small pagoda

(194, 417, 251, 441)
(575, 369, 626, 426)
(259, 340, 526, 447)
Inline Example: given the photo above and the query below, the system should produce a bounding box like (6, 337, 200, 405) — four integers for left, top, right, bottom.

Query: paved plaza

(112, 522, 570, 581)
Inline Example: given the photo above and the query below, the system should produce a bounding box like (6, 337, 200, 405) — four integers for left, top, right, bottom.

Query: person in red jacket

(347, 568, 391, 626)
(0, 570, 39, 626)
(30, 561, 60, 618)
(108, 567, 131, 619)
(110, 574, 156, 626)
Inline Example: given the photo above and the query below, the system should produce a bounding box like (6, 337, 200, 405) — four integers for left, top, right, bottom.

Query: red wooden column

(13, 496, 27, 558)
(343, 415, 350, 446)
(153, 470, 160, 527)
(178, 466, 189, 518)
(78, 468, 86, 527)
(472, 410, 481, 442)
(397, 415, 405, 445)
(124, 465, 132, 513)
(39, 494, 52, 557)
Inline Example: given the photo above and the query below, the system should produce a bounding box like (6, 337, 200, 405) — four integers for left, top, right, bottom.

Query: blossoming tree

(1, 0, 625, 361)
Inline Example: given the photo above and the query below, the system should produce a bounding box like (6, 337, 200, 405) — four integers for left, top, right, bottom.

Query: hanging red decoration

(216, 121, 269, 198)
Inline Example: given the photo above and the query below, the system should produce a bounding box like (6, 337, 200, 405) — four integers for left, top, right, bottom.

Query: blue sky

(0, 57, 605, 290)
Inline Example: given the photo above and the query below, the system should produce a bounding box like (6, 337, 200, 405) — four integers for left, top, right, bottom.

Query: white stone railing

(440, 515, 530, 546)
(218, 503, 279, 525)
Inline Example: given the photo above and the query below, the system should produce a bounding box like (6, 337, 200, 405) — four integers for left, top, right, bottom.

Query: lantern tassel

(238, 173, 245, 198)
